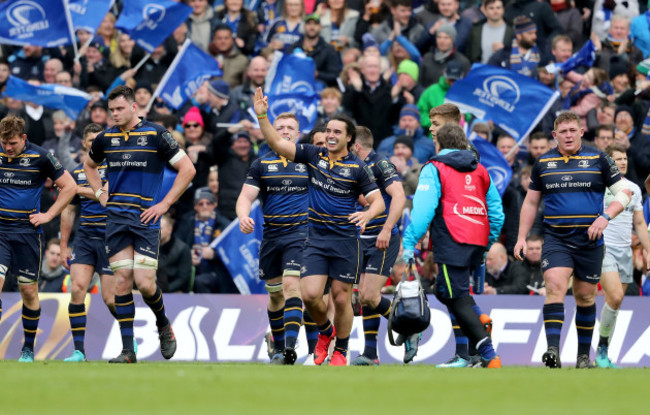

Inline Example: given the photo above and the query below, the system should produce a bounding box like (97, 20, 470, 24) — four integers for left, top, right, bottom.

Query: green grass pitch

(0, 362, 647, 415)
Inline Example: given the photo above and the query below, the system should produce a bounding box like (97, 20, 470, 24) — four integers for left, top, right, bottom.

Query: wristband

(95, 188, 105, 199)
(601, 213, 612, 221)
(257, 113, 267, 119)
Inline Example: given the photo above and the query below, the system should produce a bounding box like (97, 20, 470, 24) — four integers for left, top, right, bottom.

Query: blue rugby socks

(267, 307, 285, 353)
(303, 309, 319, 354)
(543, 303, 564, 349)
(576, 304, 596, 356)
(143, 286, 169, 328)
(68, 303, 87, 354)
(115, 294, 135, 352)
(283, 297, 302, 350)
(22, 305, 40, 351)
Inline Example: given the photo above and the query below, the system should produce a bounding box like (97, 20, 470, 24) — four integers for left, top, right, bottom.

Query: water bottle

(472, 262, 486, 294)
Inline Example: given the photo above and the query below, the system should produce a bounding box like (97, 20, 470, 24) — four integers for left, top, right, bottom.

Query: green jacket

(417, 76, 450, 131)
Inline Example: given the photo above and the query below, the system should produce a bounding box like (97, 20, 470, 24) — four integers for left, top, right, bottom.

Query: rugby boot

(576, 354, 596, 369)
(108, 349, 137, 363)
(481, 355, 502, 368)
(313, 327, 336, 365)
(18, 347, 34, 363)
(542, 346, 561, 368)
(329, 350, 347, 366)
(469, 354, 483, 368)
(303, 354, 316, 366)
(351, 355, 379, 366)
(283, 347, 297, 365)
(264, 331, 275, 359)
(403, 332, 421, 364)
(158, 322, 177, 360)
(436, 355, 471, 368)
(270, 352, 285, 365)
(64, 350, 87, 362)
(595, 345, 619, 368)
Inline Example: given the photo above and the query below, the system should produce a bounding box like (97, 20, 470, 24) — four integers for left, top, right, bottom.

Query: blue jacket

(377, 127, 435, 163)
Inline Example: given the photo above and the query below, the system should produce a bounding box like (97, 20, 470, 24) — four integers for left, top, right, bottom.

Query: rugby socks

(267, 307, 285, 353)
(476, 337, 497, 361)
(115, 294, 135, 352)
(543, 303, 564, 349)
(361, 306, 380, 360)
(318, 320, 334, 338)
(284, 297, 303, 350)
(375, 297, 392, 319)
(143, 286, 169, 328)
(576, 304, 596, 356)
(449, 311, 470, 360)
(598, 302, 618, 347)
(68, 303, 87, 354)
(22, 305, 40, 351)
(334, 336, 349, 356)
(107, 304, 118, 320)
(303, 310, 319, 354)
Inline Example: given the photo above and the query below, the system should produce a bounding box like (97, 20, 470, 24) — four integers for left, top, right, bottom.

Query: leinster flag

(115, 0, 192, 53)
(266, 49, 319, 132)
(470, 135, 512, 197)
(210, 201, 265, 295)
(69, 0, 115, 34)
(154, 39, 222, 110)
(445, 64, 559, 143)
(545, 40, 596, 75)
(3, 76, 92, 119)
(0, 0, 76, 47)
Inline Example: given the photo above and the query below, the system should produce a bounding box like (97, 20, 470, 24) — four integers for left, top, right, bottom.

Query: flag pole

(145, 39, 191, 113)
(132, 53, 151, 72)
(63, 0, 80, 62)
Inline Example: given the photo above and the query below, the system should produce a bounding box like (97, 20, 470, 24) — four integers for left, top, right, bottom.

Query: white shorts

(601, 244, 634, 284)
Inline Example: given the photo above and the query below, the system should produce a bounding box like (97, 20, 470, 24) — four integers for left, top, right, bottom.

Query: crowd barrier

(1, 293, 649, 366)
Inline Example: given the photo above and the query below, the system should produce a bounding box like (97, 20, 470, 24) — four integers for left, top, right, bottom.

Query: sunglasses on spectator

(185, 123, 201, 128)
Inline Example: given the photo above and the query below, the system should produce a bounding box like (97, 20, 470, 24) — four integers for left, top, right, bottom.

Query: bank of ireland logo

(138, 4, 166, 31)
(7, 1, 49, 39)
(475, 75, 521, 113)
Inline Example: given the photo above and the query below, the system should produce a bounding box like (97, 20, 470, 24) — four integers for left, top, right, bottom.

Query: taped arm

(402, 163, 440, 251)
(605, 179, 632, 219)
(486, 179, 505, 249)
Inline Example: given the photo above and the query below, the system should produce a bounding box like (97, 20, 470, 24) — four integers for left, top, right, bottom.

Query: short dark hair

(329, 114, 357, 150)
(355, 126, 374, 149)
(305, 124, 327, 144)
(83, 123, 104, 139)
(483, 0, 503, 7)
(108, 85, 135, 103)
(213, 23, 233, 34)
(46, 238, 61, 250)
(437, 123, 468, 150)
(595, 124, 615, 138)
(429, 103, 461, 124)
(392, 0, 412, 8)
(0, 115, 25, 141)
(605, 144, 627, 157)
(529, 131, 549, 143)
(526, 234, 543, 243)
(553, 111, 581, 130)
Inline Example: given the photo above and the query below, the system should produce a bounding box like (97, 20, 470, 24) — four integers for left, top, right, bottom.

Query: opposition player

(403, 124, 504, 368)
(0, 115, 76, 362)
(514, 111, 632, 369)
(84, 86, 196, 363)
(596, 145, 650, 368)
(237, 112, 309, 365)
(253, 88, 385, 366)
(349, 127, 407, 365)
(60, 123, 119, 362)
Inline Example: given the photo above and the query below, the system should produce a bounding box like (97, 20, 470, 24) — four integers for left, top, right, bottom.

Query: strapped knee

(0, 264, 7, 281)
(265, 282, 283, 293)
(110, 259, 134, 272)
(134, 254, 158, 270)
(283, 269, 300, 278)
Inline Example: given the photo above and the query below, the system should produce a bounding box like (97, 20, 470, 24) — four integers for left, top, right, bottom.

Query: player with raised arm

(84, 86, 195, 363)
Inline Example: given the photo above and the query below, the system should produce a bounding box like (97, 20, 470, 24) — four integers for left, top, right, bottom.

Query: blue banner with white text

(69, 0, 114, 34)
(470, 136, 513, 197)
(0, 0, 75, 47)
(3, 76, 92, 119)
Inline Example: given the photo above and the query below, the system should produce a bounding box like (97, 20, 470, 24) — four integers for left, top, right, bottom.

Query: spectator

(42, 111, 81, 162)
(505, 0, 563, 51)
(39, 239, 68, 293)
(96, 12, 118, 52)
(591, 0, 640, 41)
(510, 234, 545, 295)
(316, 87, 345, 126)
(391, 59, 424, 103)
(110, 33, 136, 72)
(593, 124, 616, 151)
(215, 0, 258, 56)
(134, 82, 153, 119)
(593, 14, 645, 76)
(183, 106, 214, 188)
(8, 45, 47, 81)
(265, 0, 305, 52)
(389, 135, 422, 207)
(43, 58, 63, 84)
(484, 242, 529, 294)
(186, 0, 219, 52)
(134, 44, 173, 86)
(209, 24, 250, 88)
(230, 57, 269, 115)
(550, 0, 584, 48)
(318, 0, 361, 50)
(55, 70, 73, 87)
(378, 104, 435, 162)
(0, 57, 9, 91)
(80, 37, 118, 92)
(564, 68, 612, 131)
(488, 16, 548, 78)
(204, 80, 240, 138)
(467, 0, 514, 64)
(420, 23, 470, 87)
(158, 215, 193, 293)
(19, 79, 55, 146)
(416, 0, 473, 54)
(417, 60, 464, 131)
(369, 0, 425, 46)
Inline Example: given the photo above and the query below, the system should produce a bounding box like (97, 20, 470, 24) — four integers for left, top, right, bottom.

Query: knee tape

(283, 269, 300, 278)
(134, 254, 158, 270)
(265, 282, 283, 293)
(110, 259, 134, 272)
(0, 264, 7, 281)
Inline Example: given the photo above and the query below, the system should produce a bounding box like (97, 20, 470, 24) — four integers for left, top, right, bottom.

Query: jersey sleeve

(244, 159, 262, 190)
(157, 130, 182, 163)
(293, 143, 318, 165)
(528, 159, 543, 191)
(357, 161, 378, 196)
(601, 152, 624, 187)
(88, 133, 105, 164)
(43, 151, 65, 181)
(375, 158, 401, 188)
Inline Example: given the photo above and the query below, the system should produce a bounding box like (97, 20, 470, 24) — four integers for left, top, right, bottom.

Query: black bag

(387, 262, 431, 346)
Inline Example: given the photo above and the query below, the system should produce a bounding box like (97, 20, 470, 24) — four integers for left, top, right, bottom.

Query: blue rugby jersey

(529, 145, 623, 247)
(88, 119, 181, 229)
(294, 144, 379, 239)
(245, 152, 309, 238)
(358, 150, 401, 237)
(71, 161, 108, 237)
(0, 142, 65, 233)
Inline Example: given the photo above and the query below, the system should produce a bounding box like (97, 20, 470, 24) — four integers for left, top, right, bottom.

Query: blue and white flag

(470, 135, 513, 197)
(3, 76, 91, 119)
(154, 39, 222, 110)
(69, 0, 114, 34)
(545, 40, 596, 75)
(211, 201, 265, 295)
(445, 64, 559, 143)
(115, 0, 192, 53)
(0, 0, 76, 47)
(265, 49, 320, 132)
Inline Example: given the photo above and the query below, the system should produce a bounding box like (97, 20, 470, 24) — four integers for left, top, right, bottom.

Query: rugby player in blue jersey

(237, 112, 309, 365)
(0, 115, 76, 362)
(84, 86, 196, 363)
(514, 111, 632, 369)
(349, 126, 407, 365)
(253, 87, 385, 366)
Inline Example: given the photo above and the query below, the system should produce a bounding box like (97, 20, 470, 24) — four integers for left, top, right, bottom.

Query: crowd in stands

(1, 0, 650, 296)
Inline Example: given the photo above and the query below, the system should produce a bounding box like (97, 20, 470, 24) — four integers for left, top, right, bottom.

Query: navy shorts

(71, 234, 113, 275)
(258, 235, 305, 280)
(105, 222, 160, 260)
(301, 237, 361, 284)
(361, 233, 401, 277)
(435, 263, 471, 300)
(0, 233, 42, 284)
(541, 234, 604, 284)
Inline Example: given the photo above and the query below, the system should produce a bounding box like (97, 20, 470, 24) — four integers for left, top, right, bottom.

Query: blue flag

(3, 76, 91, 119)
(69, 0, 114, 34)
(546, 40, 596, 75)
(211, 201, 265, 295)
(266, 49, 320, 132)
(445, 64, 559, 143)
(115, 0, 192, 53)
(0, 0, 75, 47)
(154, 40, 222, 110)
(470, 135, 513, 197)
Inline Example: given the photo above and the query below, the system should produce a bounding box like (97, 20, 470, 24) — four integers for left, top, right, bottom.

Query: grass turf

(0, 361, 646, 415)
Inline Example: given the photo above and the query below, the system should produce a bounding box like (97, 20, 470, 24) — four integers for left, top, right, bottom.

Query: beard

(519, 39, 535, 50)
